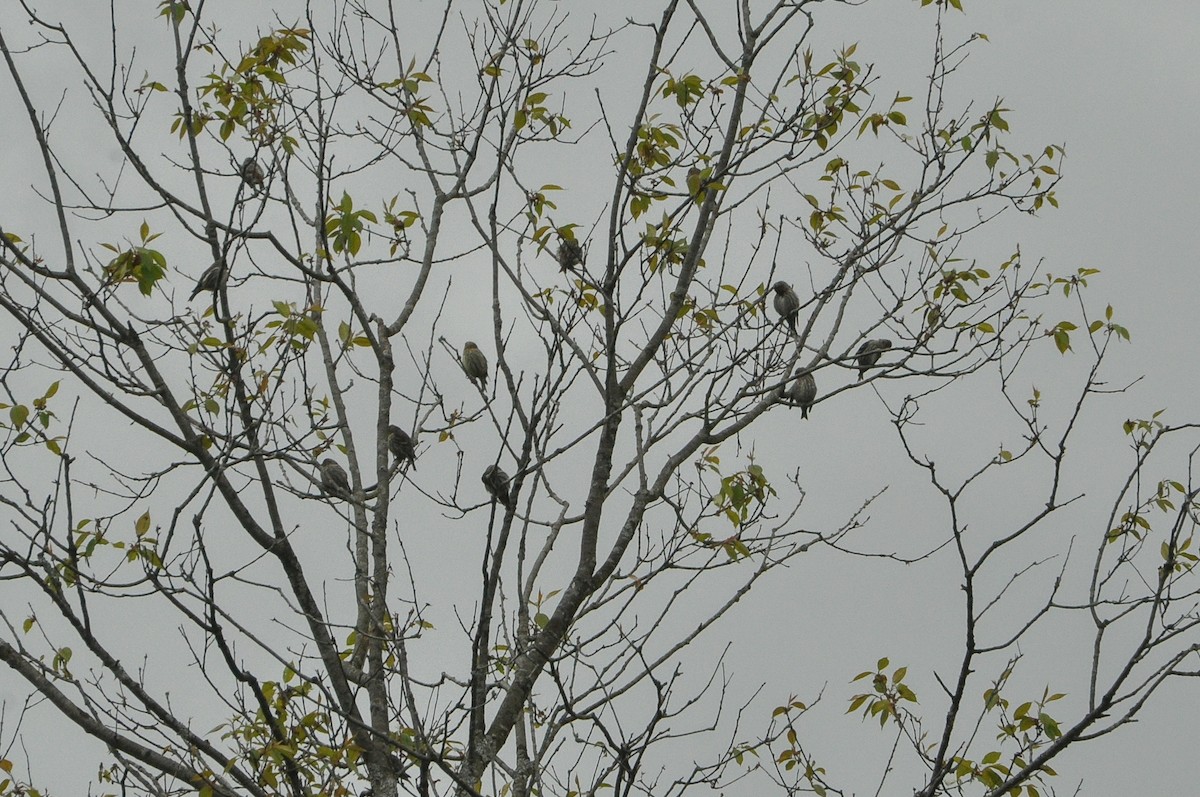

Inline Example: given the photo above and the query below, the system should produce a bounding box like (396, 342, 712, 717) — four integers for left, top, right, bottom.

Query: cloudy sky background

(1, 1, 1199, 794)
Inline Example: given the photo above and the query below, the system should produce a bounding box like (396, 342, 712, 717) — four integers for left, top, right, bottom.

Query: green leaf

(1040, 713, 1061, 739)
(1053, 329, 1070, 354)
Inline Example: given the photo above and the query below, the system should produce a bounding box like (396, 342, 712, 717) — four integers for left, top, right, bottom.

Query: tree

(0, 1, 1195, 796)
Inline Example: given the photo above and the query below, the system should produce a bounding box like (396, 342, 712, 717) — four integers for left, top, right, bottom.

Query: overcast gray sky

(2, 2, 1199, 795)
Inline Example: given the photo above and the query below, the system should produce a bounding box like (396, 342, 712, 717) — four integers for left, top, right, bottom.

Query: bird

(387, 425, 416, 469)
(789, 370, 817, 419)
(771, 281, 800, 334)
(461, 341, 489, 390)
(481, 464, 513, 509)
(556, 238, 584, 272)
(319, 458, 352, 500)
(855, 339, 893, 380)
(240, 156, 266, 188)
(188, 260, 225, 301)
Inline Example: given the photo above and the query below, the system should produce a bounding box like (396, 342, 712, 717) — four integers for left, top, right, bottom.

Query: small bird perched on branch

(240, 156, 266, 189)
(461, 341, 489, 390)
(188, 260, 225, 301)
(771, 281, 800, 334)
(789, 370, 817, 419)
(556, 237, 584, 272)
(319, 458, 352, 500)
(481, 464, 513, 509)
(855, 339, 893, 380)
(387, 425, 416, 469)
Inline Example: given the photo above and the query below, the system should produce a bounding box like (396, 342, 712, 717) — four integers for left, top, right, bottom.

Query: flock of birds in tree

(315, 338, 512, 511)
(197, 158, 892, 512)
(771, 280, 892, 418)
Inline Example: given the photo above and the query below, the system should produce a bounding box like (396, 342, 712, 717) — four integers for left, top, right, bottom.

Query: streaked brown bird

(556, 238, 584, 272)
(481, 464, 513, 509)
(387, 425, 416, 469)
(461, 341, 489, 390)
(789, 370, 817, 419)
(771, 281, 800, 334)
(240, 156, 266, 188)
(188, 260, 225, 301)
(319, 458, 351, 500)
(855, 339, 893, 380)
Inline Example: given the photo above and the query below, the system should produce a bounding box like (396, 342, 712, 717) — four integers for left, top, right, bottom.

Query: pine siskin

(387, 425, 416, 469)
(461, 341, 489, 390)
(481, 464, 513, 509)
(240, 157, 266, 188)
(771, 281, 800, 334)
(188, 260, 225, 301)
(556, 238, 584, 271)
(790, 370, 817, 419)
(319, 458, 352, 500)
(855, 339, 893, 380)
